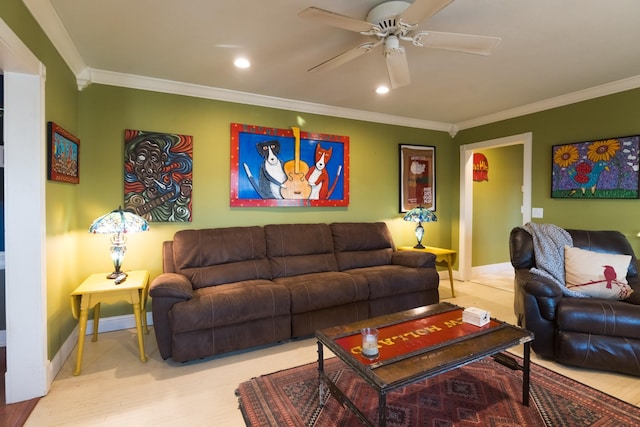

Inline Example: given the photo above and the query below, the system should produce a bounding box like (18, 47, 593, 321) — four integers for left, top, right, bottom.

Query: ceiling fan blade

(308, 41, 380, 73)
(413, 31, 501, 55)
(385, 49, 410, 89)
(399, 0, 454, 25)
(298, 7, 375, 33)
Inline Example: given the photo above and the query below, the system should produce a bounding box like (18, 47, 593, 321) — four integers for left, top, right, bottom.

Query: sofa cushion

(274, 271, 368, 314)
(169, 280, 290, 332)
(344, 265, 438, 299)
(172, 227, 272, 289)
(557, 298, 640, 339)
(564, 245, 633, 300)
(265, 224, 338, 277)
(331, 222, 394, 270)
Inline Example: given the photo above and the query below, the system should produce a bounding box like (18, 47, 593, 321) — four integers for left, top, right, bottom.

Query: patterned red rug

(236, 354, 640, 426)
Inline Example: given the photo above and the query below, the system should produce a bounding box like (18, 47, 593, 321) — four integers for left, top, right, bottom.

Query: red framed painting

(230, 123, 349, 207)
(47, 122, 80, 184)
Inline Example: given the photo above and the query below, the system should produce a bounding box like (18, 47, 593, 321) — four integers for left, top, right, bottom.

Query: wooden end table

(70, 270, 150, 375)
(398, 245, 457, 297)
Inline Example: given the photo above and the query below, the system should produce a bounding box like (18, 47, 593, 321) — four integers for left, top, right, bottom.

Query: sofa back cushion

(264, 223, 338, 278)
(331, 222, 394, 270)
(172, 227, 271, 289)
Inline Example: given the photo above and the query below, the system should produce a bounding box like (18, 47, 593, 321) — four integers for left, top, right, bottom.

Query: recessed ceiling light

(376, 85, 389, 94)
(234, 57, 251, 69)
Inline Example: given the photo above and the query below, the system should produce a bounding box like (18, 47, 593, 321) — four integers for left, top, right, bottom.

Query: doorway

(458, 133, 532, 281)
(0, 19, 48, 403)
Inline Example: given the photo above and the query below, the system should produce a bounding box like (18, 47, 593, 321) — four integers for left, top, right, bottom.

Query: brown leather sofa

(150, 222, 440, 362)
(510, 227, 640, 376)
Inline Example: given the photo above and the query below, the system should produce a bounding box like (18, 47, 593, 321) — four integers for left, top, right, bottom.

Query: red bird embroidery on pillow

(603, 265, 616, 289)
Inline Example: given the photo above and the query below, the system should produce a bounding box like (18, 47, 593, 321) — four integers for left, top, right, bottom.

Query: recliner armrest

(392, 250, 436, 268)
(149, 273, 194, 300)
(519, 270, 563, 298)
(515, 269, 563, 321)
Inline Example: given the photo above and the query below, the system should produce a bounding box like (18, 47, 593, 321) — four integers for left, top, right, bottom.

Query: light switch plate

(532, 207, 544, 218)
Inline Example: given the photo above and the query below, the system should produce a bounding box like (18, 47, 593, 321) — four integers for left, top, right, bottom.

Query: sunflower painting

(552, 135, 640, 198)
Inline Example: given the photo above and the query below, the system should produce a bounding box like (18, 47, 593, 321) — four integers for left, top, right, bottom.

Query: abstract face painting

(124, 130, 193, 221)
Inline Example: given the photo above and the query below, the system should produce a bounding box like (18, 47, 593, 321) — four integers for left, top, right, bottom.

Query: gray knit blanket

(520, 222, 585, 298)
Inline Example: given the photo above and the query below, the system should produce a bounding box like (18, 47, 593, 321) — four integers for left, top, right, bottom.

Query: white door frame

(0, 18, 49, 402)
(458, 132, 532, 281)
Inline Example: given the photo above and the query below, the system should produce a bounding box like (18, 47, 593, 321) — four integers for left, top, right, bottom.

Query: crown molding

(455, 75, 640, 132)
(86, 68, 452, 132)
(22, 0, 86, 76)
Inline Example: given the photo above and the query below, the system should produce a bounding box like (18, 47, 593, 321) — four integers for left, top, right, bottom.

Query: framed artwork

(124, 129, 193, 222)
(551, 135, 639, 199)
(230, 123, 349, 207)
(399, 144, 435, 212)
(47, 122, 79, 184)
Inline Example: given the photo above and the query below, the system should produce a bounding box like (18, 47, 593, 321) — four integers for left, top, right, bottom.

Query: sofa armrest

(149, 273, 194, 299)
(391, 250, 436, 269)
(149, 273, 193, 360)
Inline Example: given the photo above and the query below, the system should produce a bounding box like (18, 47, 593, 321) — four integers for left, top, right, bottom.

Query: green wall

(456, 88, 640, 257)
(77, 84, 455, 318)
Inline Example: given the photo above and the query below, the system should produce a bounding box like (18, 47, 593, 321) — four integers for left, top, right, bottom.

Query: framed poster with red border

(399, 144, 436, 212)
(47, 122, 80, 184)
(230, 123, 349, 207)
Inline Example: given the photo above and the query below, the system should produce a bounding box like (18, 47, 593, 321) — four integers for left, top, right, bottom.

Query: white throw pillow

(564, 245, 634, 300)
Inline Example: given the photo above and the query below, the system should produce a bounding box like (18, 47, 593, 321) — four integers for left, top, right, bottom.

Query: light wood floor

(25, 273, 640, 426)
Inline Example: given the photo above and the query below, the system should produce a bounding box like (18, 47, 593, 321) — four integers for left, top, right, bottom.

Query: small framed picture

(399, 144, 436, 212)
(47, 122, 80, 184)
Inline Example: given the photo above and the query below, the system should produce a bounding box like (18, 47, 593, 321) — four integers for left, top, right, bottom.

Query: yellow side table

(398, 246, 457, 297)
(70, 270, 150, 375)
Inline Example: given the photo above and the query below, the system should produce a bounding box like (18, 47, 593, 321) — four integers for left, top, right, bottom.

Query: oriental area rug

(236, 354, 640, 426)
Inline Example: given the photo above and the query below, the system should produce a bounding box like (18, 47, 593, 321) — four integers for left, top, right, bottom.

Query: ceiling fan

(299, 0, 501, 89)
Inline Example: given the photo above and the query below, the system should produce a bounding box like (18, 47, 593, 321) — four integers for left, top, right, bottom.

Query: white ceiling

(23, 0, 640, 133)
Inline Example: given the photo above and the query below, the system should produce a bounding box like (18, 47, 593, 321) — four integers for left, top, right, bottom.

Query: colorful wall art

(552, 135, 639, 199)
(230, 123, 349, 207)
(124, 129, 193, 221)
(473, 152, 489, 182)
(47, 122, 80, 184)
(399, 144, 436, 212)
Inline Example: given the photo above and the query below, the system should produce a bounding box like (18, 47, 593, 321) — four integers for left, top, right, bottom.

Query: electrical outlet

(532, 207, 544, 218)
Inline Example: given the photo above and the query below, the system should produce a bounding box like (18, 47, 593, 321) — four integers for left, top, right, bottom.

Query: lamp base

(413, 243, 426, 249)
(107, 271, 128, 280)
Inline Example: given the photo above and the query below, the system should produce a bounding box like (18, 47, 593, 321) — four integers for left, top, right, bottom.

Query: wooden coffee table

(316, 302, 534, 426)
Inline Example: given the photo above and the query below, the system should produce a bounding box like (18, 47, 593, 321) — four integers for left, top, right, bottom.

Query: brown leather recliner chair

(510, 227, 640, 376)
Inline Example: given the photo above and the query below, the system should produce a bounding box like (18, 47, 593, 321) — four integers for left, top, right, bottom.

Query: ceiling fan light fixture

(234, 57, 251, 69)
(385, 35, 402, 55)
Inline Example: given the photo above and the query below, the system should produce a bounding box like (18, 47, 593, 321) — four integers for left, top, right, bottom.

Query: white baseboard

(471, 262, 512, 276)
(439, 262, 511, 283)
